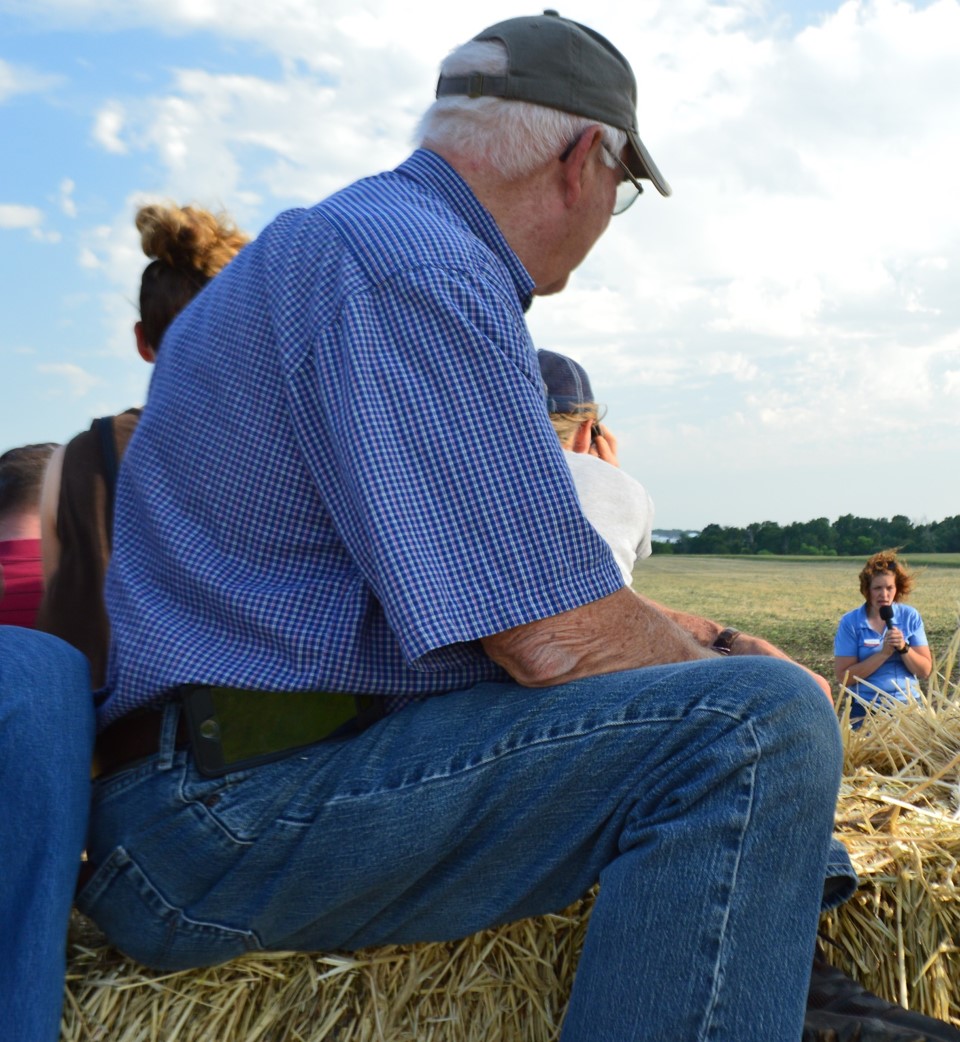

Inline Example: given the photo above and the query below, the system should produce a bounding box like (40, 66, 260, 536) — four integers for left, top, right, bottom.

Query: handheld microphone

(878, 603, 907, 654)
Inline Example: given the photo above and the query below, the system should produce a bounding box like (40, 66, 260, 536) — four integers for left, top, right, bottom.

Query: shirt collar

(395, 149, 535, 312)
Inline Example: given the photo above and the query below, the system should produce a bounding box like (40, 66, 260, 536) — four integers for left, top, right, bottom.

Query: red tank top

(0, 538, 43, 627)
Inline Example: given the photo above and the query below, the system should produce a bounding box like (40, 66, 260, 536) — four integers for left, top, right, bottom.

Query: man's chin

(533, 276, 570, 297)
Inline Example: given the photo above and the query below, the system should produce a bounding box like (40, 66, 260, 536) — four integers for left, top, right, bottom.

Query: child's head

(537, 349, 601, 446)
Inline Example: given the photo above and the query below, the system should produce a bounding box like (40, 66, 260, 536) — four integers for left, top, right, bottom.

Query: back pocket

(76, 846, 263, 971)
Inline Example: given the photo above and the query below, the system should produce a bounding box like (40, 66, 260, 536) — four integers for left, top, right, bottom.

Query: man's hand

(636, 593, 834, 702)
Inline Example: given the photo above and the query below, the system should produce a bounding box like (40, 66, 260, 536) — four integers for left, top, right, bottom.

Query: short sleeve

(635, 489, 654, 562)
(833, 610, 860, 657)
(288, 264, 624, 666)
(904, 607, 928, 648)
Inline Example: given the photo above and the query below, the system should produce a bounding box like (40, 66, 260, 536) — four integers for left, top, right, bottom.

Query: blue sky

(1, 0, 957, 529)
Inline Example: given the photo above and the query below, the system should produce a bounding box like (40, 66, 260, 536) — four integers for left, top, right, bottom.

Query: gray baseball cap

(436, 9, 670, 196)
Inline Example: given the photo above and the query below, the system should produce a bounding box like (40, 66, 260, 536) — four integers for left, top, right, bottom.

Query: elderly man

(76, 12, 951, 1042)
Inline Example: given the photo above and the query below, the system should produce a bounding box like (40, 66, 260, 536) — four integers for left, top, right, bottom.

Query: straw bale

(820, 631, 960, 1027)
(63, 898, 592, 1042)
(63, 630, 960, 1039)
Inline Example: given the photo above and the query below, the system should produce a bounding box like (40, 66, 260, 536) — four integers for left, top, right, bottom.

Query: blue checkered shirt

(100, 150, 623, 727)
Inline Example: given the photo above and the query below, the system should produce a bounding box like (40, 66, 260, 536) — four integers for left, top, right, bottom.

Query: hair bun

(135, 203, 250, 278)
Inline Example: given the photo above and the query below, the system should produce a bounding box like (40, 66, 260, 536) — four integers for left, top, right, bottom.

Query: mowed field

(630, 555, 960, 687)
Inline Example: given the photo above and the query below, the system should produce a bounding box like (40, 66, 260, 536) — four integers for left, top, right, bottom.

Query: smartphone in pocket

(178, 684, 365, 777)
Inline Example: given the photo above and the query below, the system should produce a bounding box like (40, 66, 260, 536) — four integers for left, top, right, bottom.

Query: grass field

(631, 555, 960, 687)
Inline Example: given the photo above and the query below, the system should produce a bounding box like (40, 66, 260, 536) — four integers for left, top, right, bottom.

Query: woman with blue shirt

(834, 549, 932, 720)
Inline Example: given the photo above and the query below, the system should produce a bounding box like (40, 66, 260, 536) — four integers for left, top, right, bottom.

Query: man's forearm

(633, 594, 723, 646)
(482, 585, 833, 701)
(481, 586, 712, 688)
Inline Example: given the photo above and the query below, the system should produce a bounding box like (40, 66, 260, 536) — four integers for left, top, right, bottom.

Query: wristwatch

(896, 642, 910, 655)
(711, 627, 741, 656)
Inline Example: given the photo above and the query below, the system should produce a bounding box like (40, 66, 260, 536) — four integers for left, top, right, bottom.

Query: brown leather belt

(92, 707, 188, 780)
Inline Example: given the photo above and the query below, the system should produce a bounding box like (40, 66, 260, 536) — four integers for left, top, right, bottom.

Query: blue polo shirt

(100, 150, 623, 726)
(833, 602, 928, 708)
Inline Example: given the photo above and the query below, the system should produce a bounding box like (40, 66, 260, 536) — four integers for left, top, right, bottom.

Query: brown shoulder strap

(93, 415, 118, 548)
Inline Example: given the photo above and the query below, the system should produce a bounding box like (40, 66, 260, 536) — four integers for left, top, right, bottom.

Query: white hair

(416, 40, 626, 180)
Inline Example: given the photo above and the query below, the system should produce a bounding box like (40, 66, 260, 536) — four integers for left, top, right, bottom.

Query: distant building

(651, 529, 699, 545)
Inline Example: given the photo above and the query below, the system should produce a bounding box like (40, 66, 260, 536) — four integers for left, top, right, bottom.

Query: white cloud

(711, 275, 825, 338)
(93, 102, 128, 154)
(96, 49, 425, 210)
(36, 362, 101, 398)
(1, 0, 481, 83)
(0, 57, 60, 102)
(0, 204, 43, 229)
(703, 352, 760, 381)
(75, 213, 142, 291)
(59, 178, 77, 218)
(0, 204, 60, 241)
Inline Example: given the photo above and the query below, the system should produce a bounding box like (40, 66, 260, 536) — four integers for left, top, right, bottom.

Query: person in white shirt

(537, 348, 653, 585)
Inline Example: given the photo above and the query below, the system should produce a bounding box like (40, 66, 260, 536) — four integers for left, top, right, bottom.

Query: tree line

(654, 514, 960, 556)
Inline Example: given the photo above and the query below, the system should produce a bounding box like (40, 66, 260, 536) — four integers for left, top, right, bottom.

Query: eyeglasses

(602, 144, 644, 215)
(559, 135, 644, 215)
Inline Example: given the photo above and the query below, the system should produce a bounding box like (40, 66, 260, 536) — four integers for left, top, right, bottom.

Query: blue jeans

(79, 657, 854, 1041)
(0, 627, 94, 1042)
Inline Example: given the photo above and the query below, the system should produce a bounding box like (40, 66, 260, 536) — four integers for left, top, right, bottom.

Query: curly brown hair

(136, 203, 249, 351)
(858, 548, 915, 602)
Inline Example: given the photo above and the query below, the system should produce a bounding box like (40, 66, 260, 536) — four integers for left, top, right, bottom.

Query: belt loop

(158, 700, 181, 770)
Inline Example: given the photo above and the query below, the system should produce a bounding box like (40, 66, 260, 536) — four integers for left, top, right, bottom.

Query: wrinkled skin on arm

(482, 586, 713, 688)
(482, 585, 833, 701)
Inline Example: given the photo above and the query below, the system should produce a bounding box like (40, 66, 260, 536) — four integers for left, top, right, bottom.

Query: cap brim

(627, 130, 671, 197)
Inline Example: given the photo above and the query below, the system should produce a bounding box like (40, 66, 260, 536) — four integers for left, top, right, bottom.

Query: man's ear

(134, 321, 157, 363)
(561, 126, 604, 208)
(571, 418, 593, 455)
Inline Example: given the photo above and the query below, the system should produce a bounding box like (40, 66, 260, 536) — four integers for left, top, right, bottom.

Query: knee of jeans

(7, 634, 94, 733)
(0, 650, 94, 793)
(734, 657, 842, 774)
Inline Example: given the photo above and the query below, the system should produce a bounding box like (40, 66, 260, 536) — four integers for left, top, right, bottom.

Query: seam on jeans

(323, 707, 748, 804)
(177, 767, 260, 846)
(699, 718, 760, 1042)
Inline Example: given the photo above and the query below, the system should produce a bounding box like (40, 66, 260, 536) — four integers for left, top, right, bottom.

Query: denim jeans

(79, 657, 854, 1041)
(0, 627, 94, 1042)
